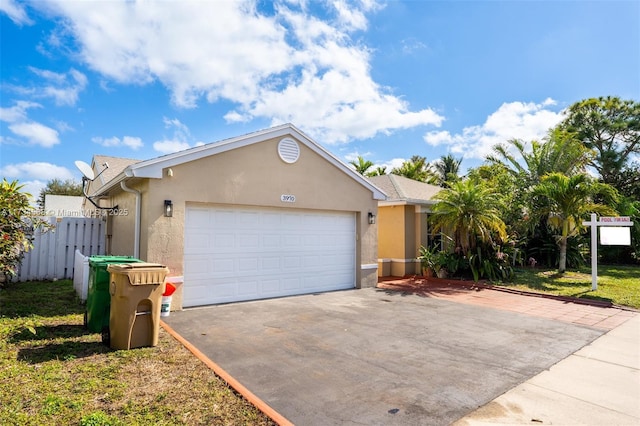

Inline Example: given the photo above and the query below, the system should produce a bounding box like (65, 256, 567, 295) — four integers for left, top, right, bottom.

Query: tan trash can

(107, 263, 169, 350)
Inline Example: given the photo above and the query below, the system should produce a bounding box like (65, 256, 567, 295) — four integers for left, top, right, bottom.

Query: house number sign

(281, 194, 296, 203)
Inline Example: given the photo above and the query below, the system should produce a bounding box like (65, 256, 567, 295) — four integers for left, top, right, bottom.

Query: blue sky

(1, 0, 639, 199)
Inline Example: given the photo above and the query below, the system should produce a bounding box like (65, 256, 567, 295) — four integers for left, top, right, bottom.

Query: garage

(88, 124, 385, 310)
(183, 204, 356, 307)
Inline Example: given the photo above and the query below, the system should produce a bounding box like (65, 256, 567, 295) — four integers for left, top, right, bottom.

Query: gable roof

(367, 174, 441, 205)
(90, 123, 386, 200)
(88, 155, 140, 195)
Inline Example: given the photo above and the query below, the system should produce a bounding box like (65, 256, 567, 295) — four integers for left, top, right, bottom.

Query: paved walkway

(377, 277, 636, 330)
(378, 276, 640, 425)
(454, 314, 640, 425)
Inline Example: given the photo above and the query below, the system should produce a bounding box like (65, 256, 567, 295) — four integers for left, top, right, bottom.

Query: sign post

(582, 214, 633, 290)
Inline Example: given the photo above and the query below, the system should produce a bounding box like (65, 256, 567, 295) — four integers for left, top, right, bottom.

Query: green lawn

(504, 265, 640, 309)
(0, 280, 274, 426)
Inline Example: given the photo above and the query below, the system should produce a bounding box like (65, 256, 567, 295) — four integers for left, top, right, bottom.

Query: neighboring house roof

(367, 174, 441, 205)
(89, 124, 387, 201)
(88, 155, 141, 196)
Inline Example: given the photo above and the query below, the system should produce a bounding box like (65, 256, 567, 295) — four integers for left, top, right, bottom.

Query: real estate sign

(582, 215, 634, 290)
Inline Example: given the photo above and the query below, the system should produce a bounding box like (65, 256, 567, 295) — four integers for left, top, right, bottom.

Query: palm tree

(487, 129, 593, 186)
(487, 129, 596, 243)
(433, 154, 462, 187)
(368, 166, 387, 177)
(350, 156, 374, 176)
(429, 179, 507, 256)
(532, 172, 618, 273)
(391, 155, 437, 183)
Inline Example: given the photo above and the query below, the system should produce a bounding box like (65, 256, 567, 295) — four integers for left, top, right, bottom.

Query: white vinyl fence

(16, 217, 105, 281)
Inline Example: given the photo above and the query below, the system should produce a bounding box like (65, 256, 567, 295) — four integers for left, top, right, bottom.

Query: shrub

(0, 179, 52, 283)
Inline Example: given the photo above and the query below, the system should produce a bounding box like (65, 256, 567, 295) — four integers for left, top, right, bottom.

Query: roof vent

(278, 138, 300, 164)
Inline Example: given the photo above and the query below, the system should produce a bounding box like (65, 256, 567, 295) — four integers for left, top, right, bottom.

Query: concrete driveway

(163, 288, 604, 425)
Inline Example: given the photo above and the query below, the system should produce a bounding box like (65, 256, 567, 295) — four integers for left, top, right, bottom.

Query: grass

(0, 280, 275, 426)
(503, 264, 640, 309)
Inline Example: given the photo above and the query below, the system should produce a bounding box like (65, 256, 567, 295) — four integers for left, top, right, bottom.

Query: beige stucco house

(367, 174, 442, 277)
(84, 124, 386, 309)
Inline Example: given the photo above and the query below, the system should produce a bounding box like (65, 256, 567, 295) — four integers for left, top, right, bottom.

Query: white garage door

(183, 205, 356, 307)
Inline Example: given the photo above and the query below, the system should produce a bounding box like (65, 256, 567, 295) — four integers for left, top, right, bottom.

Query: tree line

(351, 96, 640, 275)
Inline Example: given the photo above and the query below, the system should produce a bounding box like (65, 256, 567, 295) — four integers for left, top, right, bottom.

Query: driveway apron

(163, 288, 604, 425)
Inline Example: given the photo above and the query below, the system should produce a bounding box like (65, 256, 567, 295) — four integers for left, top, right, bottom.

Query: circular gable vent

(278, 138, 300, 164)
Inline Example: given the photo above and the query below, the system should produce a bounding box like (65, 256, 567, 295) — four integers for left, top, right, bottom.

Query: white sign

(280, 194, 296, 203)
(600, 227, 631, 245)
(582, 213, 634, 290)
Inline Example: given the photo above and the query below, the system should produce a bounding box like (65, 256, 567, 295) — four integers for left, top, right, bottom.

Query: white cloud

(36, 0, 440, 143)
(0, 0, 33, 26)
(1, 161, 76, 182)
(92, 135, 143, 150)
(0, 100, 39, 122)
(332, 0, 380, 31)
(376, 157, 405, 173)
(0, 101, 61, 147)
(152, 117, 192, 153)
(25, 67, 88, 106)
(153, 140, 190, 154)
(423, 100, 564, 160)
(344, 151, 373, 163)
(8, 122, 60, 148)
(401, 37, 427, 55)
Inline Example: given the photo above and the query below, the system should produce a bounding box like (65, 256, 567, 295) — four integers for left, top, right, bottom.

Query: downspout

(120, 181, 141, 259)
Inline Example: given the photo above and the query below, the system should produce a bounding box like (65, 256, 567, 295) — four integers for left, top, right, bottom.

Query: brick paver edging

(378, 276, 639, 313)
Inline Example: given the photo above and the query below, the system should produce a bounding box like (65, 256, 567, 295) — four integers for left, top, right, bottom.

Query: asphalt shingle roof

(367, 174, 441, 204)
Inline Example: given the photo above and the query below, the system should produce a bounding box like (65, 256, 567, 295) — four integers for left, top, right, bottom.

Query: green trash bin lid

(89, 255, 142, 266)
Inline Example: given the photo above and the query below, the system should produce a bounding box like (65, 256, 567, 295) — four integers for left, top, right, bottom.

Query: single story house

(84, 124, 386, 309)
(367, 174, 442, 277)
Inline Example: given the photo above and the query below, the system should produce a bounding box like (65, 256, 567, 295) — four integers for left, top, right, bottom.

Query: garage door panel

(238, 280, 259, 296)
(263, 234, 281, 247)
(184, 205, 355, 307)
(184, 256, 211, 276)
(262, 279, 280, 294)
(186, 208, 210, 227)
(261, 257, 281, 270)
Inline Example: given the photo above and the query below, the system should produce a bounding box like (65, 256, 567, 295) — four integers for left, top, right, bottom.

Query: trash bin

(106, 263, 169, 350)
(85, 256, 142, 334)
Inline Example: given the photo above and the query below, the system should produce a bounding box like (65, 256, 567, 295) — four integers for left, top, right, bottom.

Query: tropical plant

(558, 96, 640, 190)
(433, 154, 462, 187)
(0, 179, 52, 282)
(429, 178, 507, 256)
(349, 156, 374, 176)
(417, 245, 438, 276)
(487, 129, 593, 186)
(391, 155, 437, 183)
(467, 244, 514, 283)
(532, 172, 618, 273)
(368, 166, 387, 176)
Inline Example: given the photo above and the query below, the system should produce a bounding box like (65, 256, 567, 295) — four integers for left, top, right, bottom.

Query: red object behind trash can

(161, 282, 176, 317)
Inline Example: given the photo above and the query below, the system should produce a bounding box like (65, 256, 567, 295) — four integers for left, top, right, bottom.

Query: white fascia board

(126, 124, 296, 179)
(103, 123, 387, 201)
(378, 199, 436, 207)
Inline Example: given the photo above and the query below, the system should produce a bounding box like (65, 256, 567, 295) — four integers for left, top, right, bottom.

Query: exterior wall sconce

(164, 200, 173, 217)
(368, 212, 376, 225)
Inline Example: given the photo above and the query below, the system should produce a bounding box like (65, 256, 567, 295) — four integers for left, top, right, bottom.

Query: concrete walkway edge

(161, 320, 294, 426)
(453, 314, 640, 425)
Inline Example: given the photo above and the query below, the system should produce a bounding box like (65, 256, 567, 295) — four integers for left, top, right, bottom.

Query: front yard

(504, 265, 640, 310)
(0, 280, 275, 426)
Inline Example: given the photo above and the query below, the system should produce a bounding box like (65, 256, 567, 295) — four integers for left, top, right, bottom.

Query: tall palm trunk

(558, 221, 569, 273)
